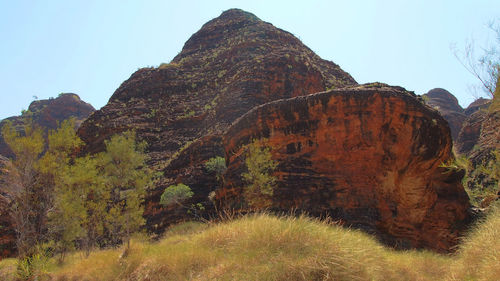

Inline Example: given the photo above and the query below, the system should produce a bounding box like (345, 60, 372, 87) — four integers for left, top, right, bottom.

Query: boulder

(221, 83, 472, 252)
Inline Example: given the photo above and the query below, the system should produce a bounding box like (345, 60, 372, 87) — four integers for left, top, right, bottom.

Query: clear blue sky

(0, 0, 498, 119)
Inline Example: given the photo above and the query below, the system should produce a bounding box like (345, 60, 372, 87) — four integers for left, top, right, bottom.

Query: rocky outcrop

(465, 86, 500, 192)
(0, 93, 95, 158)
(149, 136, 224, 231)
(221, 83, 471, 252)
(456, 109, 489, 155)
(423, 88, 466, 141)
(455, 98, 491, 155)
(77, 9, 356, 232)
(464, 97, 490, 116)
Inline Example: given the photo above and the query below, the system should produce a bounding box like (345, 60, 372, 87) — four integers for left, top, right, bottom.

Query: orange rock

(221, 83, 472, 252)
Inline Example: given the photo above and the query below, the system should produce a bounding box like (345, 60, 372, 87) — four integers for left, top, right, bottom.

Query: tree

(204, 156, 227, 211)
(453, 20, 499, 98)
(50, 156, 107, 259)
(50, 130, 152, 255)
(242, 139, 278, 209)
(97, 131, 152, 250)
(160, 183, 207, 220)
(0, 119, 80, 258)
(160, 183, 193, 206)
(204, 156, 227, 182)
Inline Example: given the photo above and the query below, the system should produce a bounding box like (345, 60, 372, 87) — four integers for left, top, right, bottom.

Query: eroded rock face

(465, 90, 500, 191)
(221, 83, 471, 252)
(423, 88, 466, 141)
(0, 93, 95, 158)
(77, 9, 356, 232)
(456, 110, 489, 155)
(464, 97, 490, 116)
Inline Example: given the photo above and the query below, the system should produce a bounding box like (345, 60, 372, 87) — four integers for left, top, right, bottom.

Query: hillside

(423, 88, 467, 141)
(68, 8, 477, 253)
(77, 8, 357, 232)
(1, 205, 499, 281)
(0, 93, 95, 158)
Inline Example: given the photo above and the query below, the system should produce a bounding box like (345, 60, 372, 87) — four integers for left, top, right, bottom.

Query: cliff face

(0, 93, 95, 158)
(221, 83, 471, 252)
(456, 98, 491, 155)
(77, 9, 356, 231)
(464, 97, 490, 116)
(423, 88, 466, 141)
(456, 109, 489, 155)
(465, 86, 500, 193)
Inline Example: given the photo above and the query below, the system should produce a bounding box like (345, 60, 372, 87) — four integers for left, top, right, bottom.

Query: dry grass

(1, 206, 499, 280)
(449, 204, 500, 281)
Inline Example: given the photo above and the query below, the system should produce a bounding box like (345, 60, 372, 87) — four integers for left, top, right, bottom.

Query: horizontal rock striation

(77, 9, 356, 232)
(423, 88, 466, 141)
(221, 83, 472, 252)
(0, 93, 95, 158)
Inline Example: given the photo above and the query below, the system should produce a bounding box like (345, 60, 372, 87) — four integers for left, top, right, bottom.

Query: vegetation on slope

(1, 204, 499, 281)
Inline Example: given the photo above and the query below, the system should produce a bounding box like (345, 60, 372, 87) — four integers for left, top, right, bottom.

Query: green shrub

(242, 139, 278, 209)
(204, 156, 226, 181)
(160, 183, 194, 206)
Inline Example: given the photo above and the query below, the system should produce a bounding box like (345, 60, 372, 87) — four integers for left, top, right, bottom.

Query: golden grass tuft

(1, 207, 499, 280)
(449, 204, 500, 281)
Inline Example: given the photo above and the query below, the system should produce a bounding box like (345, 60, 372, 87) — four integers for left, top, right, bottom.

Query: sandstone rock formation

(221, 83, 471, 252)
(77, 9, 356, 232)
(0, 93, 95, 158)
(456, 109, 489, 155)
(464, 88, 500, 192)
(464, 97, 490, 116)
(423, 88, 466, 141)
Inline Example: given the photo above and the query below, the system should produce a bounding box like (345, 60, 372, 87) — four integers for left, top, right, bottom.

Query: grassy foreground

(0, 206, 499, 281)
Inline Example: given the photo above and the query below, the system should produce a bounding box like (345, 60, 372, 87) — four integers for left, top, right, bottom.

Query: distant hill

(0, 93, 95, 158)
(423, 88, 467, 140)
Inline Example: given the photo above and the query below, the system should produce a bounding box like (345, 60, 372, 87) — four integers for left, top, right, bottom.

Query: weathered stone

(423, 88, 466, 141)
(146, 136, 224, 232)
(465, 88, 500, 191)
(221, 83, 471, 252)
(77, 9, 356, 232)
(464, 97, 490, 116)
(456, 109, 488, 155)
(456, 98, 491, 155)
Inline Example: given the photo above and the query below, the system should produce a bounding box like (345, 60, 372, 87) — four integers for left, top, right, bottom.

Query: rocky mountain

(74, 9, 474, 252)
(221, 83, 471, 252)
(455, 97, 492, 155)
(464, 97, 490, 116)
(465, 86, 500, 193)
(0, 93, 95, 158)
(423, 88, 466, 140)
(456, 109, 490, 155)
(77, 9, 356, 232)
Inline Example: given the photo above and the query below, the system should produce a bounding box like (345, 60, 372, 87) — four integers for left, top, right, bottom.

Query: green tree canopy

(242, 139, 278, 210)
